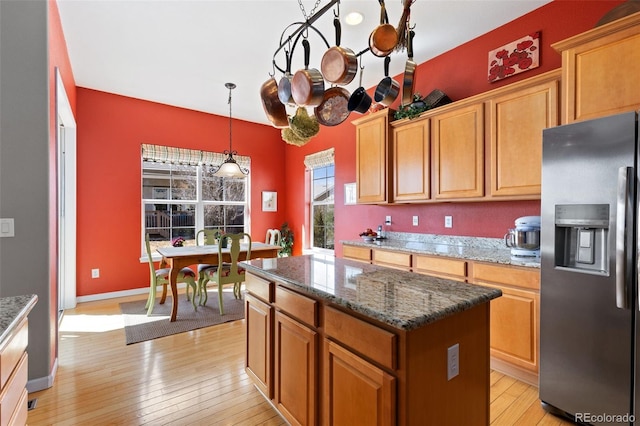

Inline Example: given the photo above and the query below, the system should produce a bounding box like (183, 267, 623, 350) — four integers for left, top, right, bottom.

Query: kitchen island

(241, 255, 501, 425)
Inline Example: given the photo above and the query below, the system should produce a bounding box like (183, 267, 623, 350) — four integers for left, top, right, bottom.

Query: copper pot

(402, 30, 417, 105)
(374, 57, 400, 106)
(260, 77, 288, 128)
(321, 18, 358, 85)
(315, 86, 351, 127)
(291, 39, 325, 107)
(369, 0, 398, 57)
(278, 50, 295, 105)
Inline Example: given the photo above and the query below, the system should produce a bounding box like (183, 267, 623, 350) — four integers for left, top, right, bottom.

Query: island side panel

(398, 303, 490, 425)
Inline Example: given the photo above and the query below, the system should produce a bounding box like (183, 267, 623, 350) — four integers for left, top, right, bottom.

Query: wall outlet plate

(413, 216, 419, 226)
(445, 216, 453, 228)
(447, 343, 459, 380)
(0, 218, 15, 237)
(91, 268, 100, 278)
(385, 215, 391, 225)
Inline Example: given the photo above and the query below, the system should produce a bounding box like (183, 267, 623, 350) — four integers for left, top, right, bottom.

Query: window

(306, 148, 335, 252)
(142, 144, 249, 254)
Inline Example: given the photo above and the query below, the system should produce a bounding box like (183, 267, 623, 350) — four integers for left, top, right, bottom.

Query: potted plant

(279, 222, 294, 257)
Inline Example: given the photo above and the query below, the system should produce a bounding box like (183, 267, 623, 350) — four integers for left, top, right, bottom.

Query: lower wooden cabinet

(323, 340, 396, 426)
(274, 311, 317, 426)
(245, 293, 273, 398)
(470, 262, 540, 385)
(413, 254, 466, 281)
(0, 318, 28, 426)
(372, 249, 411, 271)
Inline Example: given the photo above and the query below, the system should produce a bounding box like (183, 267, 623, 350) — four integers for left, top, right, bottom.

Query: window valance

(141, 143, 250, 169)
(304, 148, 335, 170)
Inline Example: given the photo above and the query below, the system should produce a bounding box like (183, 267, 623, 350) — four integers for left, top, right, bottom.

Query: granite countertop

(0, 295, 38, 344)
(241, 255, 501, 331)
(342, 232, 541, 268)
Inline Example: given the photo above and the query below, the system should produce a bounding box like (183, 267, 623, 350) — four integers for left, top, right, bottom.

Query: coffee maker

(504, 216, 541, 257)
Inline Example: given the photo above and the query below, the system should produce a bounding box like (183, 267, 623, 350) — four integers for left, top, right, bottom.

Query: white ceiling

(57, 0, 551, 126)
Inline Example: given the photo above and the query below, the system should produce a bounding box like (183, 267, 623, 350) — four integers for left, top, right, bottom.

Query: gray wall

(0, 0, 56, 388)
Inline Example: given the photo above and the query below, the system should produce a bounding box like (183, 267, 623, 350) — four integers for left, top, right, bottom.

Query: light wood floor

(27, 293, 573, 425)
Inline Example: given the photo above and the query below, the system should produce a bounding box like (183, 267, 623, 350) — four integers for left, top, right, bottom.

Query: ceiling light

(213, 82, 249, 178)
(344, 11, 364, 26)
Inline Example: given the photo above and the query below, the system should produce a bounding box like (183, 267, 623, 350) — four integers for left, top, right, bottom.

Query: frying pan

(402, 30, 417, 105)
(260, 76, 288, 128)
(321, 18, 358, 85)
(374, 56, 400, 106)
(291, 39, 325, 107)
(347, 65, 372, 114)
(278, 50, 294, 105)
(369, 0, 398, 57)
(315, 86, 351, 127)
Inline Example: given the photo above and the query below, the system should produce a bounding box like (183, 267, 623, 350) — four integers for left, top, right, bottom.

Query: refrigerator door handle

(616, 166, 631, 309)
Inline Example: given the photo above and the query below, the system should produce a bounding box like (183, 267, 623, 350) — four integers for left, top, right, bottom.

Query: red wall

(286, 0, 624, 258)
(75, 0, 624, 296)
(75, 90, 286, 296)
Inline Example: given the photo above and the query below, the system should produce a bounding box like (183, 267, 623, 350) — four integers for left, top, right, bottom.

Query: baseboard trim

(491, 357, 538, 387)
(75, 284, 187, 304)
(27, 357, 58, 393)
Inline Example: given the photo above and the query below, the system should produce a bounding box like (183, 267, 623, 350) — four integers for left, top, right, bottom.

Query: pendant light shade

(213, 82, 249, 178)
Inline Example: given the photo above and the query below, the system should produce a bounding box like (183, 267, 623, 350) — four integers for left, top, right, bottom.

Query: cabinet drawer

(0, 319, 27, 390)
(343, 245, 371, 262)
(471, 262, 540, 291)
(245, 273, 274, 303)
(324, 306, 397, 370)
(413, 255, 466, 279)
(275, 286, 318, 328)
(373, 249, 411, 270)
(0, 352, 27, 426)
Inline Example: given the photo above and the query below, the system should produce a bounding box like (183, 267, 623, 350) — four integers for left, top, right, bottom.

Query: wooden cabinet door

(392, 118, 430, 202)
(483, 283, 539, 374)
(354, 110, 391, 204)
(432, 102, 484, 199)
(487, 72, 559, 197)
(245, 293, 273, 399)
(274, 311, 317, 426)
(323, 340, 395, 426)
(553, 13, 640, 123)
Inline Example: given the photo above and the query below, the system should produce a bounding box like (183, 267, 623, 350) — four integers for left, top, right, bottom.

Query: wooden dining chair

(144, 233, 198, 316)
(265, 228, 281, 246)
(199, 233, 251, 315)
(195, 229, 221, 297)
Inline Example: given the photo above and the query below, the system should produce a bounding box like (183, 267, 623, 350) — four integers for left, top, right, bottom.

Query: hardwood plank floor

(27, 293, 573, 425)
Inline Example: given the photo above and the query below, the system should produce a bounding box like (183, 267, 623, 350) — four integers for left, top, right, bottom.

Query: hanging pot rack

(271, 0, 371, 76)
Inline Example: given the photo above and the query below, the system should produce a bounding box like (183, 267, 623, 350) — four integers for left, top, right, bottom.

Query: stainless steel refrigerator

(540, 111, 640, 425)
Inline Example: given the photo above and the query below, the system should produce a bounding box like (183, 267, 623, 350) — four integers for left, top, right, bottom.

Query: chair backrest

(265, 228, 281, 246)
(196, 229, 220, 246)
(216, 233, 252, 284)
(144, 233, 158, 281)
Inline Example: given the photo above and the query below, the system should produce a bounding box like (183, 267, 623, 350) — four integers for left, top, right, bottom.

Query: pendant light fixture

(213, 82, 249, 178)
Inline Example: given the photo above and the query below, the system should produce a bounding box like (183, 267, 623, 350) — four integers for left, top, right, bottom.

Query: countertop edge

(0, 295, 38, 344)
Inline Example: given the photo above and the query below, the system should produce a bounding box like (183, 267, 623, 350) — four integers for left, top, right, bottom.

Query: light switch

(0, 218, 14, 237)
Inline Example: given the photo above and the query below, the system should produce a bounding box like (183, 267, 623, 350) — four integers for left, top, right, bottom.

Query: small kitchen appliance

(504, 215, 540, 257)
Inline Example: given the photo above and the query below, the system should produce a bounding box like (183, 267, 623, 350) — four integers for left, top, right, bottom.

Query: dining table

(156, 242, 280, 321)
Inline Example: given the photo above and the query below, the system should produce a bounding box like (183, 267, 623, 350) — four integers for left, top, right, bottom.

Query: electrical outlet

(91, 268, 100, 279)
(412, 216, 419, 226)
(385, 215, 391, 225)
(447, 343, 459, 380)
(445, 216, 453, 228)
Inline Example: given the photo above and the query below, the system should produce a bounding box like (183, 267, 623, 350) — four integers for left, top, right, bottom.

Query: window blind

(141, 143, 250, 169)
(304, 147, 335, 169)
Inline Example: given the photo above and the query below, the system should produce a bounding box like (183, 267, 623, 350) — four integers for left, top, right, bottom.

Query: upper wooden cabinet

(432, 102, 485, 199)
(352, 109, 393, 204)
(553, 12, 640, 123)
(391, 118, 430, 202)
(487, 70, 560, 198)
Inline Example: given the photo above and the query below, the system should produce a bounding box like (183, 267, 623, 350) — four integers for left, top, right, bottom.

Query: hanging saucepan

(260, 76, 288, 128)
(278, 50, 295, 105)
(374, 57, 400, 106)
(321, 18, 358, 85)
(369, 0, 398, 57)
(347, 63, 372, 114)
(291, 39, 325, 107)
(402, 30, 417, 105)
(315, 86, 351, 126)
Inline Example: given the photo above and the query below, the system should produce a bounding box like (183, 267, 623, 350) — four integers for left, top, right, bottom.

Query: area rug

(119, 290, 244, 345)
